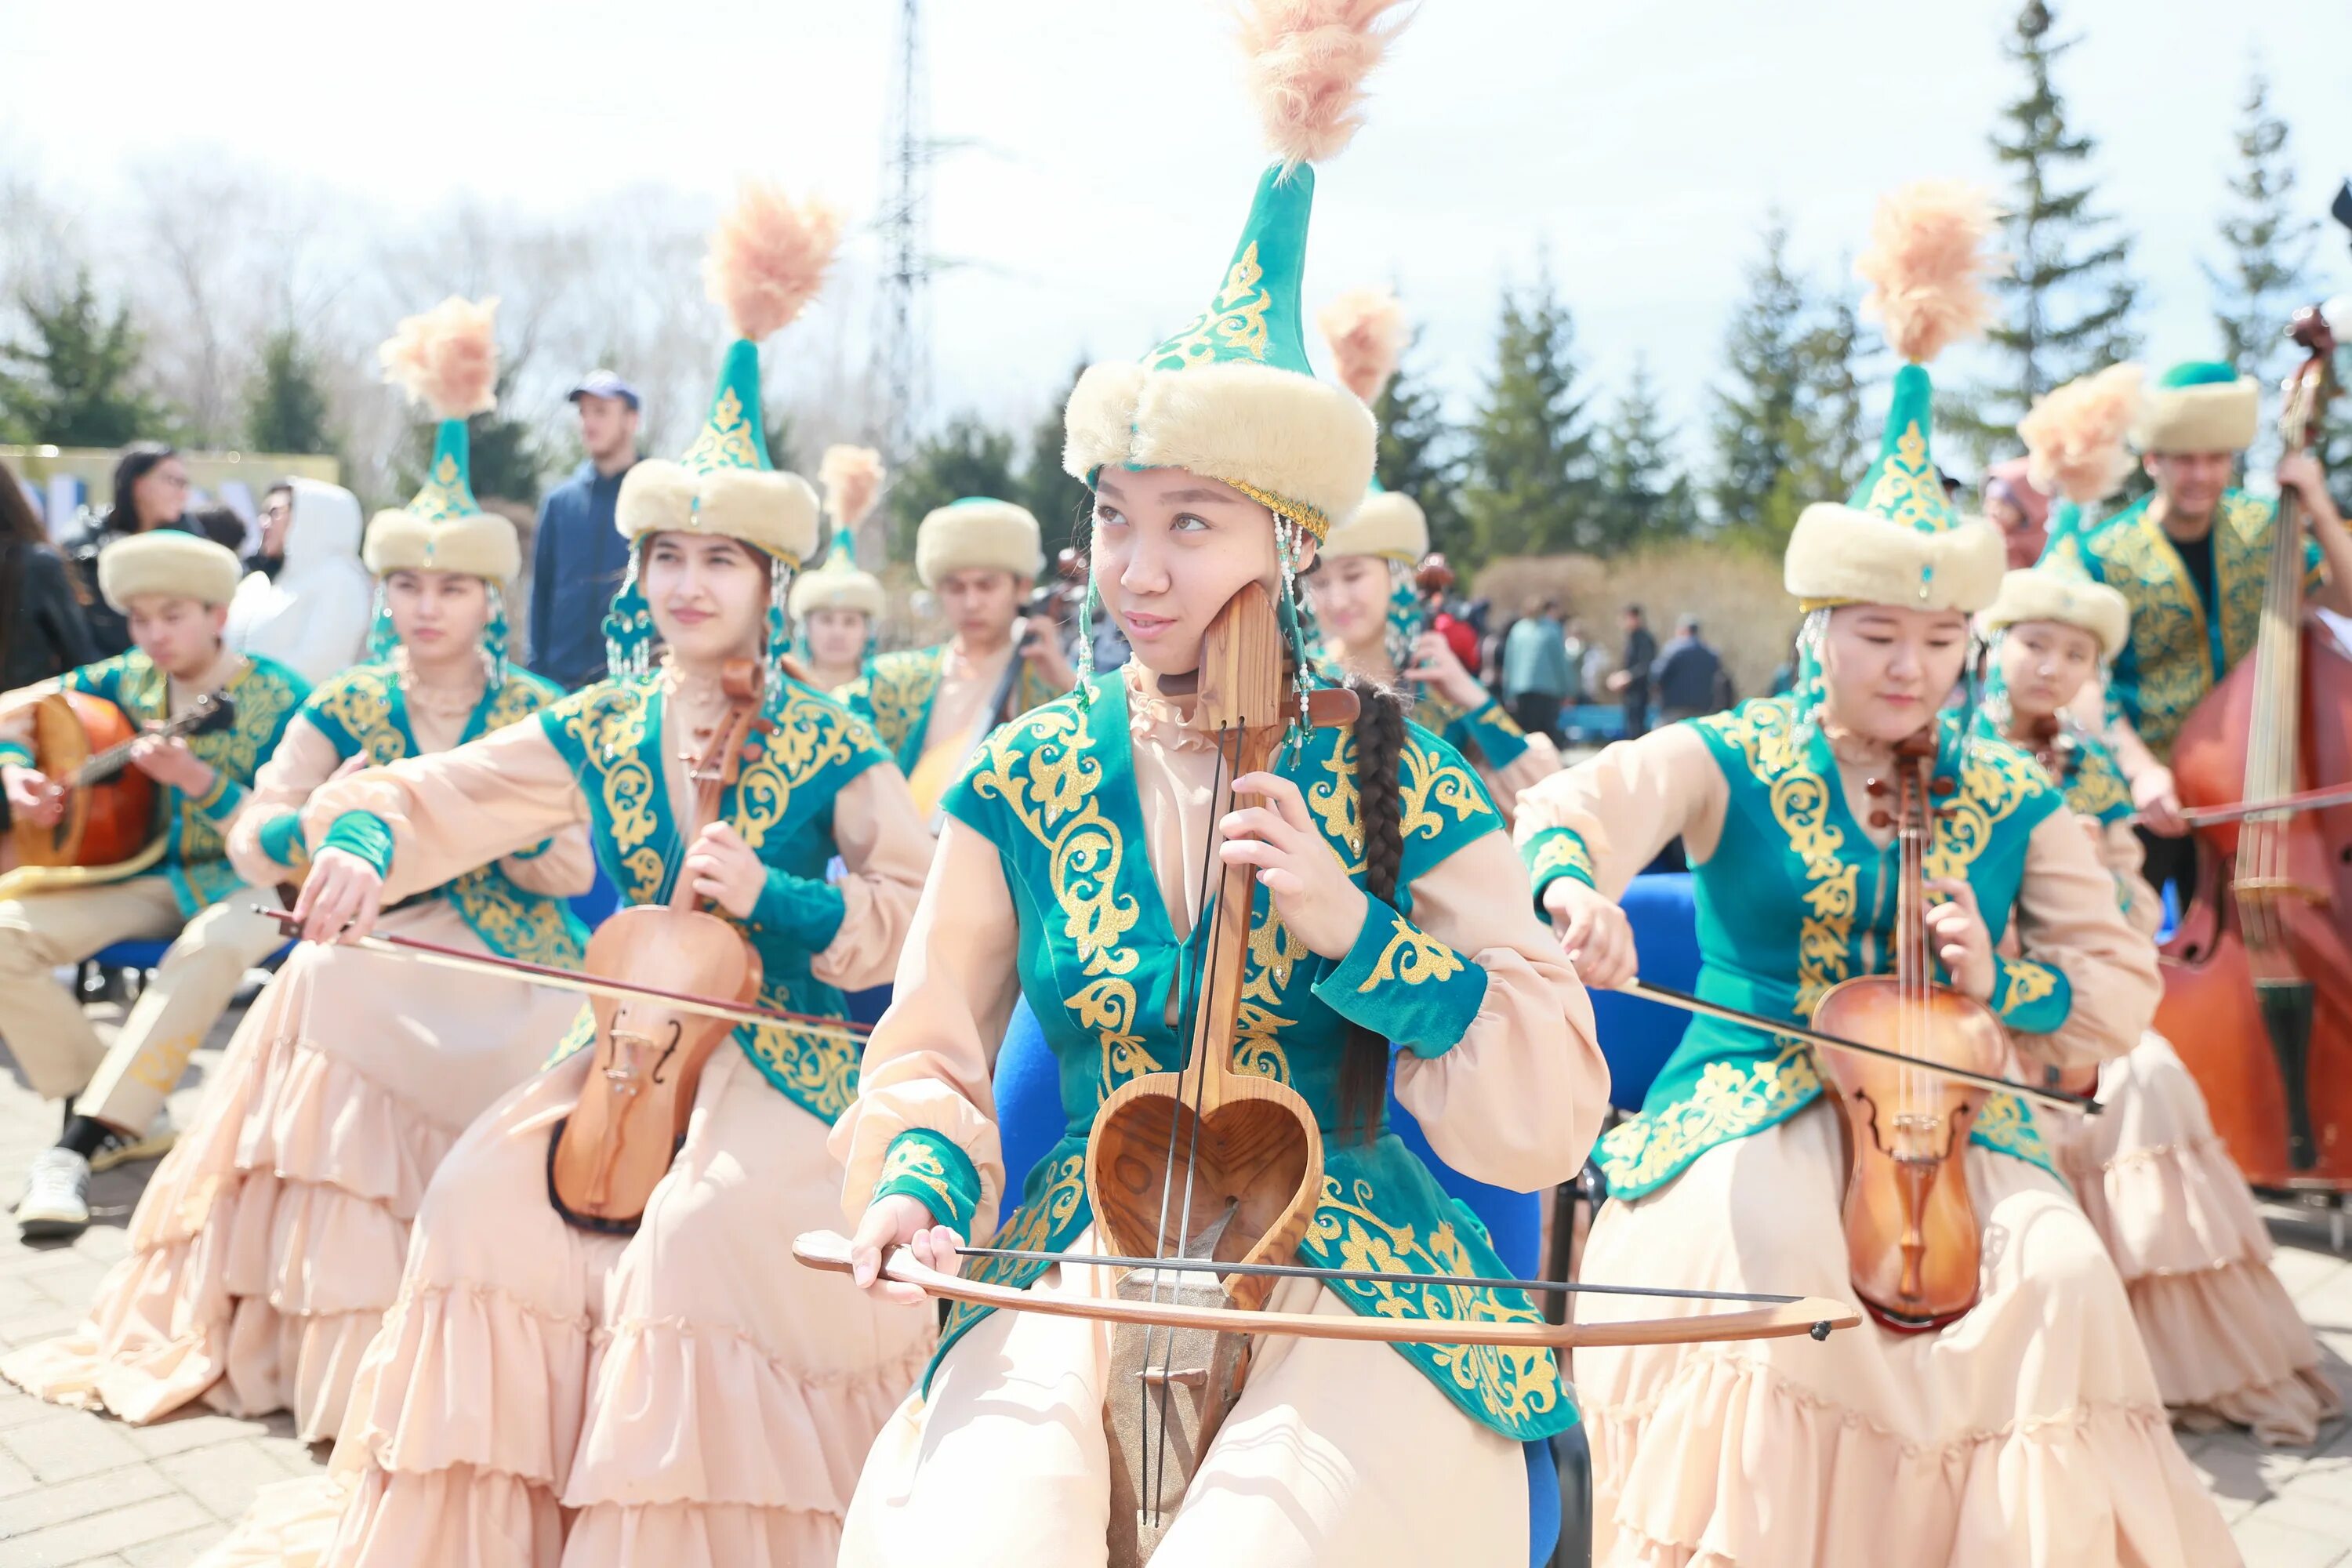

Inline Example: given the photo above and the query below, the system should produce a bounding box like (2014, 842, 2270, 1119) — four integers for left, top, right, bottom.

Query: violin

(546, 657, 771, 1233)
(2160, 305, 2352, 1193)
(1813, 730, 2009, 1330)
(0, 688, 234, 898)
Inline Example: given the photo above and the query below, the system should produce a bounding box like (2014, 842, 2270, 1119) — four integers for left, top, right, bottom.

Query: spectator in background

(64, 443, 192, 655)
(225, 478, 372, 685)
(0, 456, 95, 695)
(1579, 637, 1613, 717)
(1607, 602, 1658, 737)
(245, 484, 296, 575)
(529, 371, 641, 689)
(1501, 597, 1573, 742)
(1984, 457, 2053, 569)
(187, 504, 249, 554)
(1652, 612, 1726, 724)
(1559, 615, 1588, 705)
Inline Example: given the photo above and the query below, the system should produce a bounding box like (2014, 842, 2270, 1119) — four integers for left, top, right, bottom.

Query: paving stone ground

(2, 987, 2350, 1564)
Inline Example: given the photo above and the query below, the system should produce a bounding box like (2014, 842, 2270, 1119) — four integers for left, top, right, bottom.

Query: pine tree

(1370, 340, 1465, 554)
(1460, 261, 1596, 564)
(1979, 0, 2141, 434)
(1708, 217, 1813, 543)
(2207, 66, 2316, 463)
(244, 327, 336, 456)
(1595, 356, 1691, 548)
(888, 416, 1020, 560)
(1016, 363, 1092, 566)
(1793, 278, 1877, 507)
(0, 268, 172, 447)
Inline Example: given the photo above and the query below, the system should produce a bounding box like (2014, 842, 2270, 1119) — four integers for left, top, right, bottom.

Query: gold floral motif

(2066, 742, 2132, 823)
(680, 387, 763, 474)
(408, 453, 475, 524)
(1701, 702, 1855, 1016)
(1146, 242, 1272, 368)
(1232, 905, 1306, 1082)
(1969, 1091, 2051, 1169)
(731, 683, 867, 852)
(1994, 955, 2060, 1011)
(858, 647, 944, 759)
(1526, 830, 1595, 887)
(1358, 915, 1465, 990)
(1864, 421, 1948, 533)
(1599, 1040, 1823, 1192)
(1304, 1174, 1560, 1429)
(938, 1151, 1089, 1351)
(965, 704, 1149, 1092)
(557, 684, 665, 898)
(1921, 739, 2049, 890)
(877, 1137, 960, 1214)
(1398, 733, 1495, 844)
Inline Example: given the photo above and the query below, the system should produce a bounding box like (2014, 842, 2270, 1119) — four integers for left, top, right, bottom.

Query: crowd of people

(0, 9, 2343, 1568)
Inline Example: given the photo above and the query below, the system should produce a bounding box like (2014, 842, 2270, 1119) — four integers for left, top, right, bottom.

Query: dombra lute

(1814, 729, 2007, 1330)
(546, 658, 771, 1234)
(797, 581, 1864, 1555)
(0, 688, 234, 899)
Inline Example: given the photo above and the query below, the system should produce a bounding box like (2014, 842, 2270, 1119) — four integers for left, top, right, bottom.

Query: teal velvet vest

(296, 662, 585, 970)
(2043, 490, 2320, 760)
(537, 672, 891, 1121)
(1534, 698, 2069, 1200)
(62, 650, 308, 916)
(846, 643, 1062, 772)
(929, 675, 1576, 1442)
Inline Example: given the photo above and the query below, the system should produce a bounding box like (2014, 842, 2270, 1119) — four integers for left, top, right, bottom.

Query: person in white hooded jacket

(225, 477, 372, 686)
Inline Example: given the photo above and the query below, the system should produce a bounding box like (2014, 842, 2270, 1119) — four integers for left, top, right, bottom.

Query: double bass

(0, 688, 235, 898)
(2159, 307, 2352, 1196)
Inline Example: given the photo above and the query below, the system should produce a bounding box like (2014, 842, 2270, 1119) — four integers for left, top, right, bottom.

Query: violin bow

(792, 1229, 1859, 1348)
(2166, 783, 2352, 829)
(252, 907, 869, 1047)
(1618, 978, 2098, 1114)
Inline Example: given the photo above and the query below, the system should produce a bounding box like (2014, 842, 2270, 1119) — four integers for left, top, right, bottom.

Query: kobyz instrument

(547, 659, 771, 1233)
(2161, 303, 2352, 1192)
(1083, 583, 1353, 1560)
(0, 688, 234, 891)
(1814, 731, 2008, 1330)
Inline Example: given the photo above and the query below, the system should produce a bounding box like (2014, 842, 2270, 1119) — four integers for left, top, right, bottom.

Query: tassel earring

(366, 583, 397, 662)
(482, 585, 510, 691)
(601, 553, 653, 681)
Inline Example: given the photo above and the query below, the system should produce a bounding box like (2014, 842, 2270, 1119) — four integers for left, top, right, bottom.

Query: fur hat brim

(1981, 567, 2131, 659)
(1062, 360, 1374, 541)
(615, 459, 819, 568)
(2133, 379, 2258, 455)
(1320, 488, 1426, 562)
(97, 531, 241, 612)
(1784, 504, 2007, 614)
(915, 499, 1044, 590)
(362, 510, 522, 582)
(787, 568, 886, 620)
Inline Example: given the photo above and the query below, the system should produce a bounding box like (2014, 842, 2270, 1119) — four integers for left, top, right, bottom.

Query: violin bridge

(1104, 1210, 1249, 1566)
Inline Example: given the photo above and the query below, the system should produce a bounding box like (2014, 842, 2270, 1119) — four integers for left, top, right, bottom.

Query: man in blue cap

(528, 369, 642, 688)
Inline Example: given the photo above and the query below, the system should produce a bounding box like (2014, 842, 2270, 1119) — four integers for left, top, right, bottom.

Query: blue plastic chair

(1588, 873, 1701, 1114)
(990, 998, 1571, 1567)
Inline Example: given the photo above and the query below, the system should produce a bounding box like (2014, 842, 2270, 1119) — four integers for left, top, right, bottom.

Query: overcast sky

(7, 0, 2350, 470)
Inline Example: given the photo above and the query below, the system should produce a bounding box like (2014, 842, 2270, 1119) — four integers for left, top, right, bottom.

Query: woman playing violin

(2, 299, 593, 1444)
(1980, 566, 2341, 1448)
(1512, 185, 2236, 1566)
(207, 194, 937, 1567)
(830, 13, 1608, 1561)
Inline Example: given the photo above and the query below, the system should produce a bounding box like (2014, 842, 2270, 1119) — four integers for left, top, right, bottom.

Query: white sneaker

(17, 1147, 93, 1239)
(89, 1113, 175, 1173)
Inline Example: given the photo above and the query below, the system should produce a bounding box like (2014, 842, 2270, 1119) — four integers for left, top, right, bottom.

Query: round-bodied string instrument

(2161, 307, 2352, 1193)
(1811, 730, 2008, 1330)
(547, 657, 771, 1233)
(0, 689, 234, 896)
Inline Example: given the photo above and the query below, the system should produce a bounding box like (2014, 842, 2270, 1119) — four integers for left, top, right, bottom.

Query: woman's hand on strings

(848, 1192, 962, 1307)
(681, 822, 765, 919)
(291, 847, 386, 945)
(1543, 878, 1637, 989)
(1922, 878, 1996, 1000)
(1221, 771, 1369, 960)
(129, 734, 216, 797)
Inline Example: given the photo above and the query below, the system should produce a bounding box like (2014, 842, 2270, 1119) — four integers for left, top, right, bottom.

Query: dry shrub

(1472, 541, 1798, 699)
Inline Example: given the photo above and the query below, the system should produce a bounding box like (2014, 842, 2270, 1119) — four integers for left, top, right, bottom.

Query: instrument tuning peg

(1869, 811, 1893, 829)
(1864, 778, 1889, 795)
(1929, 778, 1956, 797)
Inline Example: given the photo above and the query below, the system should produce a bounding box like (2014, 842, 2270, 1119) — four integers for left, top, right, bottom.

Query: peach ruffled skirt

(1574, 1102, 2239, 1568)
(198, 1042, 935, 1568)
(0, 902, 578, 1440)
(2060, 1031, 2341, 1446)
(839, 1223, 1529, 1568)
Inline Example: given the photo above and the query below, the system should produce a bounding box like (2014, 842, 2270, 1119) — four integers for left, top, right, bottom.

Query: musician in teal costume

(790, 444, 891, 695)
(830, 9, 1609, 1563)
(1510, 182, 2234, 1568)
(0, 529, 307, 1241)
(259, 189, 938, 1567)
(0, 296, 607, 1441)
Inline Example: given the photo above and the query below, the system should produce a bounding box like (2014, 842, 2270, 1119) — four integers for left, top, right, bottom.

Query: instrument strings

(2243, 367, 2318, 953)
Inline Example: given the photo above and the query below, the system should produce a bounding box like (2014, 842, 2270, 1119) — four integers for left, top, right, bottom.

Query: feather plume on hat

(2019, 364, 2145, 505)
(1317, 286, 1407, 406)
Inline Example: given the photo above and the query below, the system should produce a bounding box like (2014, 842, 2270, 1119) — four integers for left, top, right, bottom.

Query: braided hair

(1338, 670, 1407, 1142)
